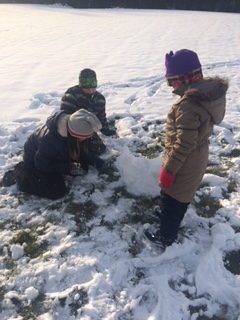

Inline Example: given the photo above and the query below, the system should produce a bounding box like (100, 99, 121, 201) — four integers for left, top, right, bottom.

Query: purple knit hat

(165, 49, 202, 78)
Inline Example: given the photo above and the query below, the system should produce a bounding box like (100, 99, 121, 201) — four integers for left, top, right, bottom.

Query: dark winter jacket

(23, 111, 103, 174)
(60, 85, 111, 135)
(161, 76, 229, 203)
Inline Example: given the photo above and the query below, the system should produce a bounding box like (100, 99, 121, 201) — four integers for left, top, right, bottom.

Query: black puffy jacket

(23, 111, 104, 174)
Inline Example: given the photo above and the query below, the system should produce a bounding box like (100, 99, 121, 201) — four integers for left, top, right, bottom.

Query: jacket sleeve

(163, 102, 200, 174)
(34, 140, 70, 174)
(60, 92, 78, 114)
(99, 109, 111, 135)
(92, 93, 111, 135)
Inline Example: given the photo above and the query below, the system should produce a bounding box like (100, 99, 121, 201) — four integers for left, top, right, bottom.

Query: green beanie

(79, 68, 97, 88)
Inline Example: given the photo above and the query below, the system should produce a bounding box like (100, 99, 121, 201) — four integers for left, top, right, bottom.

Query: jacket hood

(174, 77, 229, 125)
(46, 111, 70, 137)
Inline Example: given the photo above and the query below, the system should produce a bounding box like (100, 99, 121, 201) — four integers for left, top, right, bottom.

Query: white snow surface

(1, 4, 240, 320)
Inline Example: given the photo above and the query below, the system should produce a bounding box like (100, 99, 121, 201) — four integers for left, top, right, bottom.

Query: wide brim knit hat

(79, 68, 97, 88)
(165, 49, 202, 78)
(67, 109, 102, 139)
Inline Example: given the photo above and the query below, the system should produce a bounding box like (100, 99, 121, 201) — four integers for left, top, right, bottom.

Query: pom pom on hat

(165, 49, 202, 78)
(79, 68, 97, 88)
(67, 109, 102, 138)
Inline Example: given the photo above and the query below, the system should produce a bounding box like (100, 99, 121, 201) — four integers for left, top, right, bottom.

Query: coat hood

(174, 77, 229, 125)
(46, 111, 70, 138)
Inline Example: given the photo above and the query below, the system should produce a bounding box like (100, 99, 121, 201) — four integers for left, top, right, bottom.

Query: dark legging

(158, 190, 189, 240)
(15, 162, 67, 200)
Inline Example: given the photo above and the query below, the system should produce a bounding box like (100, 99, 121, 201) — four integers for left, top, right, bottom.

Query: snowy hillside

(0, 4, 240, 320)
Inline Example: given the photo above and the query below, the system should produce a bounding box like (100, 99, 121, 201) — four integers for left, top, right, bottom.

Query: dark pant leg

(1, 162, 24, 187)
(159, 190, 189, 240)
(16, 165, 67, 200)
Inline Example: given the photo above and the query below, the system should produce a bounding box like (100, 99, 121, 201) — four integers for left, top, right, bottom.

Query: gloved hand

(92, 156, 105, 170)
(79, 153, 104, 171)
(159, 168, 175, 189)
(70, 162, 88, 176)
(99, 157, 117, 174)
(104, 128, 116, 136)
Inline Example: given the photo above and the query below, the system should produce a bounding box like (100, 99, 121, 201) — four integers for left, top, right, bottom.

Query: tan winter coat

(161, 77, 229, 203)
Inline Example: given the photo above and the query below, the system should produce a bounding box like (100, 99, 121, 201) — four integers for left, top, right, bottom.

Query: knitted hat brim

(67, 126, 93, 139)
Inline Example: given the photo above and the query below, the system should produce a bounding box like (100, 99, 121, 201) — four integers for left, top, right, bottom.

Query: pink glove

(159, 168, 175, 189)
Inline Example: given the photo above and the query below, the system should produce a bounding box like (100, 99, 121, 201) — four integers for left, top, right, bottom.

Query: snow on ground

(1, 4, 240, 320)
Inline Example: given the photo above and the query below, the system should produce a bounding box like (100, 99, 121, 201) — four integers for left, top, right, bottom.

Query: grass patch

(110, 186, 134, 205)
(10, 228, 48, 259)
(130, 268, 145, 285)
(223, 250, 240, 275)
(152, 132, 165, 147)
(65, 200, 97, 235)
(128, 240, 141, 257)
(205, 166, 228, 177)
(69, 288, 89, 316)
(11, 291, 49, 320)
(0, 286, 5, 303)
(2, 256, 18, 275)
(46, 200, 65, 211)
(0, 219, 20, 232)
(58, 288, 89, 317)
(193, 193, 222, 218)
(227, 178, 238, 194)
(120, 196, 160, 228)
(195, 314, 228, 320)
(220, 149, 240, 158)
(189, 300, 231, 320)
(136, 145, 163, 159)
